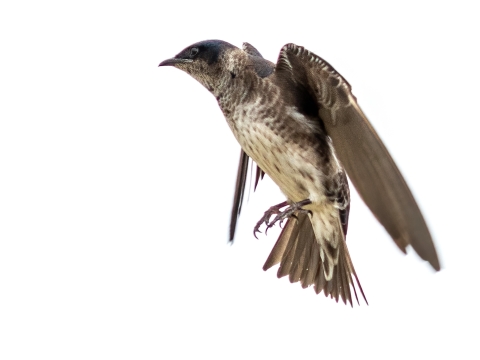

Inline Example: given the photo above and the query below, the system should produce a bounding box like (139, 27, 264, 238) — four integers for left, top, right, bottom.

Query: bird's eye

(190, 47, 199, 57)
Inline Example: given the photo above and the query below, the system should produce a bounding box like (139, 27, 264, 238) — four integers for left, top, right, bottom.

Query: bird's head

(159, 40, 239, 95)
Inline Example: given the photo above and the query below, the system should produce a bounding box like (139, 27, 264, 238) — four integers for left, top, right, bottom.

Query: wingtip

(430, 258, 441, 272)
(418, 245, 441, 272)
(228, 227, 236, 244)
(407, 239, 441, 271)
(427, 248, 441, 271)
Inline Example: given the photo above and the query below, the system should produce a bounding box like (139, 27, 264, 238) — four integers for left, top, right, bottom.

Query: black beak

(159, 58, 179, 67)
(158, 58, 192, 67)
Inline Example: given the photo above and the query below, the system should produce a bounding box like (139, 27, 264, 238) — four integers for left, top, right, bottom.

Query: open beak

(158, 58, 192, 67)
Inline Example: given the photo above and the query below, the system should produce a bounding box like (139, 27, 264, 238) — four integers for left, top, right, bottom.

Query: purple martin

(159, 40, 440, 305)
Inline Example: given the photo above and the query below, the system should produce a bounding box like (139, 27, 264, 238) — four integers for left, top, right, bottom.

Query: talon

(265, 223, 272, 235)
(252, 199, 312, 236)
(251, 201, 288, 238)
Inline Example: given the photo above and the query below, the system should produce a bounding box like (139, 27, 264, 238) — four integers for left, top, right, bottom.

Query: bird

(158, 40, 440, 306)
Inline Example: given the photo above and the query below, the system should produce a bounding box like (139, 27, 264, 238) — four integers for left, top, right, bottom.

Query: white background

(1, 1, 479, 359)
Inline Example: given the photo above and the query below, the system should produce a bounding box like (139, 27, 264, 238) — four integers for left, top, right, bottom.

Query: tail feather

(301, 238, 319, 288)
(337, 252, 350, 305)
(263, 211, 367, 306)
(277, 234, 297, 278)
(290, 226, 312, 283)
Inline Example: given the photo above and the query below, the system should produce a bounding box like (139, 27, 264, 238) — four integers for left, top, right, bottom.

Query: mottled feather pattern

(206, 44, 365, 302)
(159, 39, 440, 306)
(216, 49, 355, 289)
(275, 44, 439, 269)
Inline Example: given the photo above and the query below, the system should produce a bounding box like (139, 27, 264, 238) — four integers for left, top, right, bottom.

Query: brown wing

(242, 42, 275, 79)
(242, 42, 263, 57)
(274, 44, 440, 270)
(229, 150, 264, 242)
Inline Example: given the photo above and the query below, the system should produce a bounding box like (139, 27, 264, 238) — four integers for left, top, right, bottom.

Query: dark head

(159, 40, 238, 94)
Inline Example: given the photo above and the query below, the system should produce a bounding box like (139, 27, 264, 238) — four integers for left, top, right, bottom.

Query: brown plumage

(159, 40, 440, 306)
(263, 211, 363, 305)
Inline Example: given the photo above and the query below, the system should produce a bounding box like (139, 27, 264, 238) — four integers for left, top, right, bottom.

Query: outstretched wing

(274, 44, 440, 270)
(229, 150, 264, 241)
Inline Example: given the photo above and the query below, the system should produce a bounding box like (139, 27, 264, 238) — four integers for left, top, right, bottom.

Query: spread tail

(263, 211, 367, 306)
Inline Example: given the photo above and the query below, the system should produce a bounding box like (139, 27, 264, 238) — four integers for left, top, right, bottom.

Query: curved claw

(265, 221, 276, 235)
(252, 199, 312, 237)
(253, 218, 268, 239)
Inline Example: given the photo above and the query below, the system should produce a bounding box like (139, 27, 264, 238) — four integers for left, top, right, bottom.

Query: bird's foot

(253, 199, 312, 238)
(253, 201, 288, 238)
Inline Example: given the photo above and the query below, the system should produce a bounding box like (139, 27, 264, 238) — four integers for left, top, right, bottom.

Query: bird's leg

(253, 199, 312, 238)
(253, 201, 288, 238)
(268, 199, 312, 229)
